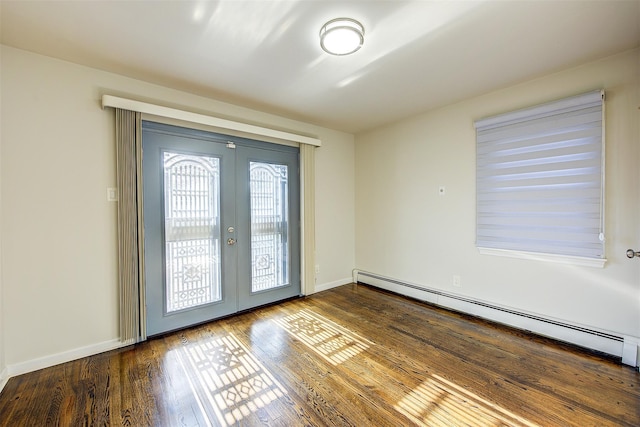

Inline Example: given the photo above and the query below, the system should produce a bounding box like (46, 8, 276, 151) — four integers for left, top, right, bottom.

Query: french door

(142, 122, 300, 336)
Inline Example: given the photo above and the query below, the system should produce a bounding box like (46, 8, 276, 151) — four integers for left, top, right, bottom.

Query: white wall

(0, 46, 5, 389)
(0, 45, 355, 370)
(355, 49, 640, 340)
(315, 130, 355, 290)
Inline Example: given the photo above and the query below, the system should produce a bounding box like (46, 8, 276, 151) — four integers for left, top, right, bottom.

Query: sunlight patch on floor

(395, 374, 539, 427)
(273, 309, 371, 366)
(180, 332, 287, 426)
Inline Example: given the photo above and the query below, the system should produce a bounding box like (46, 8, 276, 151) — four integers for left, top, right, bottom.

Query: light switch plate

(107, 187, 118, 202)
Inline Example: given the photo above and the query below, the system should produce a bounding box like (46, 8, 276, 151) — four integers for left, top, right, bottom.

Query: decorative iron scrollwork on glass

(249, 162, 289, 292)
(164, 152, 222, 312)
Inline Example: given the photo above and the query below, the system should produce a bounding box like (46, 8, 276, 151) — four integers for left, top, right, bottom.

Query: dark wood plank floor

(1, 283, 638, 426)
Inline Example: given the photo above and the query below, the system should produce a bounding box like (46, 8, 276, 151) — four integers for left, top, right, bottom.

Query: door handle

(227, 238, 236, 246)
(626, 249, 640, 259)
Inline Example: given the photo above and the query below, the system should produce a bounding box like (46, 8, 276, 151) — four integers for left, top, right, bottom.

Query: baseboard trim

(0, 366, 8, 394)
(622, 336, 640, 367)
(6, 338, 130, 379)
(314, 277, 352, 293)
(355, 269, 638, 367)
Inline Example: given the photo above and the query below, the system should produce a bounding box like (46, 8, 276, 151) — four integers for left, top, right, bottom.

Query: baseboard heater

(354, 270, 637, 366)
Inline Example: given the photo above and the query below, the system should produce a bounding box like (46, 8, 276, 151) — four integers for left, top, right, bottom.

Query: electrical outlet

(452, 275, 461, 288)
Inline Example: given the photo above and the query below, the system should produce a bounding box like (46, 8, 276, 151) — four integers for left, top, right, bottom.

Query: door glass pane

(164, 152, 222, 312)
(250, 162, 289, 292)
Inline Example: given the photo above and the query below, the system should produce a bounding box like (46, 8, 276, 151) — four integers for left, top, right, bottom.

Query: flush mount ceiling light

(319, 18, 365, 56)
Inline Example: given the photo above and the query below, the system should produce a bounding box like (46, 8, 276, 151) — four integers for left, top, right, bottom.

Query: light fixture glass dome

(319, 18, 364, 56)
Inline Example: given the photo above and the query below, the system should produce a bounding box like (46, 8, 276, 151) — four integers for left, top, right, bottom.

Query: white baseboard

(6, 338, 129, 379)
(314, 277, 352, 293)
(355, 270, 638, 367)
(622, 336, 639, 367)
(0, 366, 8, 394)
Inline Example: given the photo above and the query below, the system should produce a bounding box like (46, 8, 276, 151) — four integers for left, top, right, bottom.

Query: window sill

(477, 247, 607, 268)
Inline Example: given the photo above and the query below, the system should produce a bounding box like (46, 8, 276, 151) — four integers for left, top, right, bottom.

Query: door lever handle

(626, 249, 640, 259)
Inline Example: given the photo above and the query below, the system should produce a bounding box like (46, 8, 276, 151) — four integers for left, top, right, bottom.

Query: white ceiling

(1, 0, 639, 134)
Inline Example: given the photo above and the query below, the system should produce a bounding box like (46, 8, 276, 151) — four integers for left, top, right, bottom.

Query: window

(475, 90, 605, 265)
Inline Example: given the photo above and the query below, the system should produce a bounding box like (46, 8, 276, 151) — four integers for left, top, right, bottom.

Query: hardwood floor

(1, 283, 638, 426)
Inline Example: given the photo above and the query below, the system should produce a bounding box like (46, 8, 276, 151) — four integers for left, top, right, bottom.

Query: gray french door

(142, 122, 300, 336)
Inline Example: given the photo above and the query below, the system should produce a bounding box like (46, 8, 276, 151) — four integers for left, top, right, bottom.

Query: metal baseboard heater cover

(354, 270, 637, 366)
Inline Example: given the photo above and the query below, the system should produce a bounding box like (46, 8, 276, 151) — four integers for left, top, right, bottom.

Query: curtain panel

(115, 109, 146, 343)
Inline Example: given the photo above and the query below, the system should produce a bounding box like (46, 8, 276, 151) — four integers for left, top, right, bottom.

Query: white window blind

(475, 90, 605, 260)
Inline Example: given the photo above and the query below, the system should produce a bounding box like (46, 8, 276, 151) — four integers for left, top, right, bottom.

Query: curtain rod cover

(475, 90, 603, 130)
(102, 95, 322, 147)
